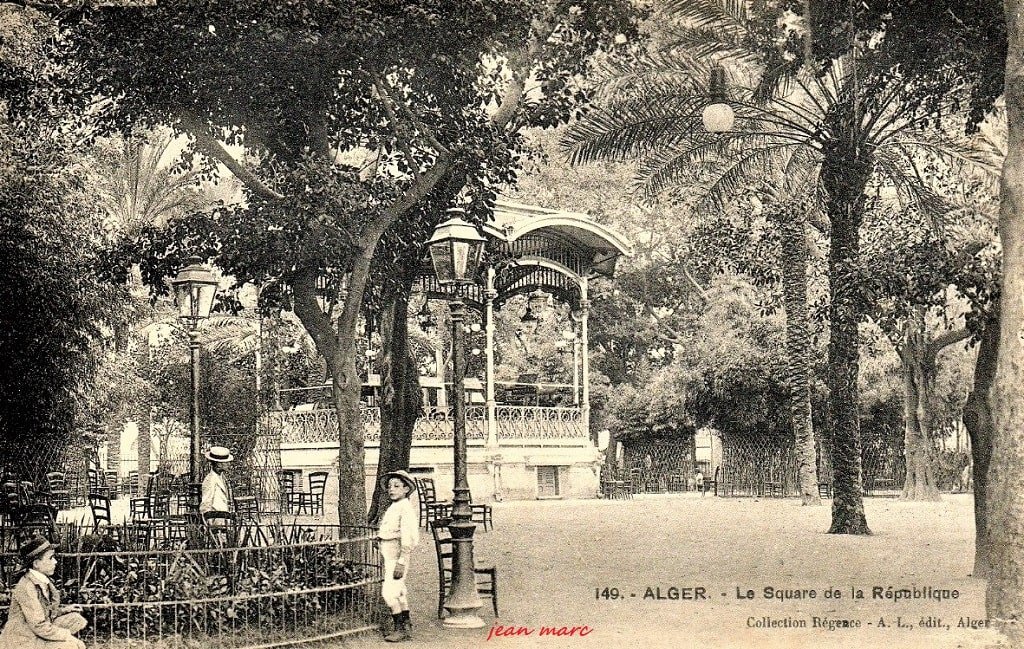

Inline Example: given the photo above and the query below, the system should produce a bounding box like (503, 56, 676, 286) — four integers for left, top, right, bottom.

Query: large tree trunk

(986, 2, 1024, 631)
(291, 165, 451, 527)
(291, 262, 367, 529)
(368, 277, 422, 523)
(777, 203, 821, 506)
(821, 128, 871, 535)
(332, 251, 375, 529)
(900, 307, 941, 501)
(965, 307, 999, 578)
(137, 407, 151, 491)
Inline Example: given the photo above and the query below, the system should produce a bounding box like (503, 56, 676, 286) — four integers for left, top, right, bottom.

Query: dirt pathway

(342, 494, 1005, 649)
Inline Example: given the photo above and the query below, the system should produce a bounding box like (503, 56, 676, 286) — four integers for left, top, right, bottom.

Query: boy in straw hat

(377, 469, 419, 642)
(0, 535, 87, 649)
(200, 445, 234, 516)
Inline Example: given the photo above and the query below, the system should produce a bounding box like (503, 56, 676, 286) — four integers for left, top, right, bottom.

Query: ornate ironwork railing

(493, 405, 586, 440)
(268, 404, 586, 445)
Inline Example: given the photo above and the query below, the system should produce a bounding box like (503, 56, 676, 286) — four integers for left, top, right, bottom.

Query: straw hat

(204, 446, 234, 463)
(380, 469, 417, 494)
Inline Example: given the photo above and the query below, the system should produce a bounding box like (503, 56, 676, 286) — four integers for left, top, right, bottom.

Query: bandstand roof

(418, 198, 632, 310)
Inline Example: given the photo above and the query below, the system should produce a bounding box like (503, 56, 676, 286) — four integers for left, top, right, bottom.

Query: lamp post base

(443, 612, 486, 629)
(444, 519, 483, 629)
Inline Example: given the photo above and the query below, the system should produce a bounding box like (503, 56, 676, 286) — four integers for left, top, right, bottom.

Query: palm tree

(763, 181, 823, 507)
(96, 129, 205, 233)
(563, 13, 987, 531)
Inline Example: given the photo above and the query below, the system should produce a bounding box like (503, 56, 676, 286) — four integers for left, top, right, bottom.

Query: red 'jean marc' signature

(486, 624, 594, 640)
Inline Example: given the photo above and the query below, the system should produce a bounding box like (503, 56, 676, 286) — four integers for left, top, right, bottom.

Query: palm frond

(872, 149, 951, 233)
(205, 315, 258, 331)
(595, 50, 707, 100)
(561, 96, 707, 165)
(205, 333, 259, 358)
(634, 140, 728, 199)
(694, 142, 802, 213)
(883, 135, 1001, 177)
(778, 146, 823, 197)
(633, 126, 798, 197)
(661, 26, 761, 65)
(753, 54, 802, 104)
(659, 0, 804, 105)
(661, 0, 749, 30)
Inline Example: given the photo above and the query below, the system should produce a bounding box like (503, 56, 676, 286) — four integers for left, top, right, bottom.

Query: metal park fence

(717, 430, 908, 498)
(0, 523, 382, 648)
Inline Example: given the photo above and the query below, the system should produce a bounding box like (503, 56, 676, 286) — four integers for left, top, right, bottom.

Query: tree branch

(642, 303, 684, 344)
(926, 326, 971, 361)
(177, 114, 285, 201)
(373, 77, 422, 182)
(291, 268, 338, 371)
(389, 85, 448, 154)
(491, 12, 559, 130)
(360, 153, 453, 248)
(680, 262, 709, 302)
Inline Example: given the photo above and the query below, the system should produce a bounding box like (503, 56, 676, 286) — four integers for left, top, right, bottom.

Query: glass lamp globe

(702, 102, 735, 133)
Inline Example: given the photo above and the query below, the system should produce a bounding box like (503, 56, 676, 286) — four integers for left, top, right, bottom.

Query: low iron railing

(0, 523, 382, 648)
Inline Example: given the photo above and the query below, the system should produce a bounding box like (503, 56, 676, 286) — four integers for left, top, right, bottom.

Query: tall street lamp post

(427, 209, 487, 629)
(172, 258, 219, 482)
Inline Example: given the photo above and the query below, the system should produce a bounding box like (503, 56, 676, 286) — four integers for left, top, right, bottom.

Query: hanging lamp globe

(702, 103, 735, 133)
(702, 66, 734, 133)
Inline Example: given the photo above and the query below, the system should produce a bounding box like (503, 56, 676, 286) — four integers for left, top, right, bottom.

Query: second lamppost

(172, 258, 219, 482)
(427, 208, 487, 629)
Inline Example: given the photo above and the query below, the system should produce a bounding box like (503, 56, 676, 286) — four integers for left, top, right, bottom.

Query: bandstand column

(572, 334, 580, 405)
(580, 286, 591, 434)
(484, 267, 498, 449)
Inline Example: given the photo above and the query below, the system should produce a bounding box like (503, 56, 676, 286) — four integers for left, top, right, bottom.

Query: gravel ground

(340, 493, 1007, 649)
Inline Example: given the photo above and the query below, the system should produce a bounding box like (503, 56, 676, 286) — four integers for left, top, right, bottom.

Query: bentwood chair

(276, 470, 297, 514)
(293, 471, 328, 516)
(233, 495, 260, 523)
(430, 519, 498, 619)
(88, 493, 113, 532)
(43, 472, 70, 511)
(104, 470, 120, 498)
(470, 503, 494, 532)
(203, 510, 238, 548)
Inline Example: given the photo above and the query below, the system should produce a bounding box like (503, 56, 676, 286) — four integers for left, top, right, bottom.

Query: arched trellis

(494, 258, 583, 311)
(414, 198, 632, 441)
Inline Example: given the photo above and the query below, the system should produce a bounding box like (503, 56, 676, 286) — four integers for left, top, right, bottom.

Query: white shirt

(377, 498, 419, 565)
(200, 469, 232, 514)
(27, 569, 51, 587)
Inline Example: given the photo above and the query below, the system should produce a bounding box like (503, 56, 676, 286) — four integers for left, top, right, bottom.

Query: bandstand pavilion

(268, 199, 632, 502)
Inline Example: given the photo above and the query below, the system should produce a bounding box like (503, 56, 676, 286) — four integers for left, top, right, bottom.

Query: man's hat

(18, 535, 53, 565)
(204, 446, 234, 463)
(380, 469, 417, 493)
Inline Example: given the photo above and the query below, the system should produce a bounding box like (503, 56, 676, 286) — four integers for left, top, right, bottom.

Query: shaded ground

(340, 493, 1005, 649)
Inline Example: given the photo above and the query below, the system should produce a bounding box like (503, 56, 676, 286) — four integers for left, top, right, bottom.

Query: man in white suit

(199, 445, 234, 516)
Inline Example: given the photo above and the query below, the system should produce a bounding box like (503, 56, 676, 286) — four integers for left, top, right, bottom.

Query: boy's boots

(384, 611, 411, 642)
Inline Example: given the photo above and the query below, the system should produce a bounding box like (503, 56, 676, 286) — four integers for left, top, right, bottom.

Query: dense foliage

(0, 6, 130, 478)
(39, 0, 640, 524)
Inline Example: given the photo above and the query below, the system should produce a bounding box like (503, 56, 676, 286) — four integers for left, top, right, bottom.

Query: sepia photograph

(0, 1, 1020, 648)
